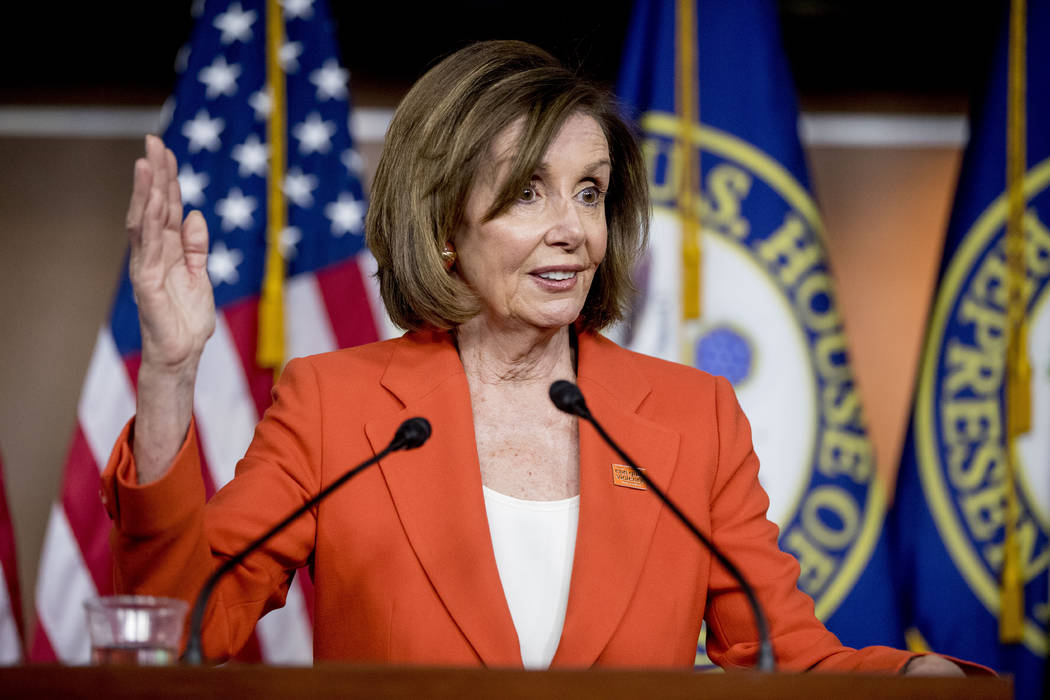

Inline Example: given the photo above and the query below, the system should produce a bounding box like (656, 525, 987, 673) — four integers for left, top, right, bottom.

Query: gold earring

(441, 243, 457, 270)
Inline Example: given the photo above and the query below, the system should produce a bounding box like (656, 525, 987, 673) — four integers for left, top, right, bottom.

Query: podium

(0, 665, 1012, 699)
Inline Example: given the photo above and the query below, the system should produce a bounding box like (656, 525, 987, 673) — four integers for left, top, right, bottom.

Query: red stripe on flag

(0, 457, 25, 659)
(0, 456, 25, 648)
(316, 261, 380, 349)
(122, 352, 142, 393)
(60, 427, 114, 596)
(194, 429, 219, 501)
(296, 569, 315, 624)
(221, 300, 275, 420)
(28, 619, 57, 662)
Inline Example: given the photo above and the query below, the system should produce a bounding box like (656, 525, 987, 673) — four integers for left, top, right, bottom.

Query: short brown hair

(366, 40, 649, 331)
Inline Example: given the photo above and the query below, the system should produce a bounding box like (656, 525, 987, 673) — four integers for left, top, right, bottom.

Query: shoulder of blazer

(577, 331, 725, 416)
(290, 330, 465, 410)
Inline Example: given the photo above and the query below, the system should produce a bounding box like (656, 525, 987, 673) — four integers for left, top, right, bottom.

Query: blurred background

(0, 0, 1008, 642)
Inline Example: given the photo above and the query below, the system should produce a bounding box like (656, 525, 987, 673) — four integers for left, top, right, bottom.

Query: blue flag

(891, 2, 1050, 696)
(615, 0, 904, 661)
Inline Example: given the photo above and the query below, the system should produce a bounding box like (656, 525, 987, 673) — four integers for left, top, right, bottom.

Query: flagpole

(677, 0, 700, 316)
(258, 0, 288, 376)
(999, 0, 1030, 645)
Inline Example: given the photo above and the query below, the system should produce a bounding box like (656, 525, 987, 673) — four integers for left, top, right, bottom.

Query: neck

(456, 317, 576, 385)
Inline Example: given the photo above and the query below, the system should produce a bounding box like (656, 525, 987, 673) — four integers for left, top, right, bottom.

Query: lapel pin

(611, 464, 646, 490)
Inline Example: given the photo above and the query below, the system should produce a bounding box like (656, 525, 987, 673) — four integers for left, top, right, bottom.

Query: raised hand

(127, 135, 216, 483)
(128, 134, 216, 375)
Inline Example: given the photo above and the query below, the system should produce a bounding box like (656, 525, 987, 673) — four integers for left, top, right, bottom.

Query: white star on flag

(232, 134, 269, 177)
(279, 226, 302, 258)
(280, 0, 315, 20)
(216, 187, 258, 231)
(279, 41, 304, 73)
(325, 193, 365, 236)
(175, 44, 191, 73)
(199, 55, 242, 99)
(341, 148, 363, 175)
(310, 59, 349, 101)
(292, 112, 336, 155)
(213, 2, 257, 45)
(207, 240, 243, 285)
(178, 164, 209, 206)
(182, 109, 225, 153)
(283, 167, 319, 207)
(249, 88, 272, 121)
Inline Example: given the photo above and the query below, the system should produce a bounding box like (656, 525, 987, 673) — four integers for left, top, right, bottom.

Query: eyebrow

(533, 159, 612, 179)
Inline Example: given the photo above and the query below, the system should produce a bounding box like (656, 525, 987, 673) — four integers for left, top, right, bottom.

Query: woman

(103, 40, 966, 674)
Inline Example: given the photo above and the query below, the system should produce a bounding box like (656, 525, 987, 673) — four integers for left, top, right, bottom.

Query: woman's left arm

(701, 375, 989, 675)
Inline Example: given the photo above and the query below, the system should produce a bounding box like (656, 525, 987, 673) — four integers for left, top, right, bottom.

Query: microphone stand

(183, 417, 431, 664)
(550, 381, 775, 672)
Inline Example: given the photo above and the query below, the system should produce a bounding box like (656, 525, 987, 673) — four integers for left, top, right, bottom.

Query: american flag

(30, 0, 393, 663)
(0, 450, 25, 664)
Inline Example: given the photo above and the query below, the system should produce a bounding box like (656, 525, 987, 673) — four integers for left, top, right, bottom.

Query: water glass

(83, 595, 189, 665)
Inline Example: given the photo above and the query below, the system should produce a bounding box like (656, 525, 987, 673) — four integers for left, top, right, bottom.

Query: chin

(499, 299, 587, 332)
(526, 311, 584, 331)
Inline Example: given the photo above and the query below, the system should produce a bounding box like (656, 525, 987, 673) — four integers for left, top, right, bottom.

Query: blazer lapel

(365, 332, 521, 667)
(551, 332, 681, 667)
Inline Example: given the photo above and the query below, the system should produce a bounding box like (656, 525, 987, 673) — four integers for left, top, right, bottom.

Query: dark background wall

(2, 1, 1003, 108)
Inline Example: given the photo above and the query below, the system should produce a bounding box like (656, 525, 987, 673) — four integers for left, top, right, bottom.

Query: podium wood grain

(0, 665, 1012, 699)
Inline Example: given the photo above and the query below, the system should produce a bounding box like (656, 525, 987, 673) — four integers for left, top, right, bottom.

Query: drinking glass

(83, 595, 189, 665)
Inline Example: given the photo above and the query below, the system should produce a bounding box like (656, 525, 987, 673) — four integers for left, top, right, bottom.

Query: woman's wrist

(133, 361, 198, 484)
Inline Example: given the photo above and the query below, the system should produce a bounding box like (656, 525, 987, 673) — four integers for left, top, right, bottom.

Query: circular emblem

(696, 325, 753, 385)
(915, 157, 1050, 654)
(617, 112, 886, 621)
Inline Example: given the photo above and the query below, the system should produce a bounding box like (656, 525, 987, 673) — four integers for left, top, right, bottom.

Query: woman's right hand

(128, 135, 216, 483)
(129, 135, 216, 375)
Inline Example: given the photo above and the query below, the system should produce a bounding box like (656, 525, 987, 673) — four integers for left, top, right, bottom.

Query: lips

(529, 266, 585, 291)
(537, 270, 576, 281)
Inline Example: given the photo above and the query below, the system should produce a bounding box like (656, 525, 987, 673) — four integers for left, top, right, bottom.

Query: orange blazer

(103, 329, 916, 670)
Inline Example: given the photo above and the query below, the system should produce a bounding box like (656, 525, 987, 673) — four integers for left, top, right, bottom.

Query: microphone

(184, 416, 432, 664)
(549, 380, 775, 672)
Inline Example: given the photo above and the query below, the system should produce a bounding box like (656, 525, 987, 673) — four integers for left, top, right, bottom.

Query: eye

(577, 185, 605, 206)
(519, 186, 537, 203)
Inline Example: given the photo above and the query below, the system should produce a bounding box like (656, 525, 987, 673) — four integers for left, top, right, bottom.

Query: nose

(543, 195, 586, 250)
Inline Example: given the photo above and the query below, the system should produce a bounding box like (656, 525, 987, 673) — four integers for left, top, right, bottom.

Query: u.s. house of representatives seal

(613, 112, 885, 621)
(914, 157, 1050, 654)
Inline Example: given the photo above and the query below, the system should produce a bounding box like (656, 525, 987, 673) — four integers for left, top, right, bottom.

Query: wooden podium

(0, 664, 1012, 699)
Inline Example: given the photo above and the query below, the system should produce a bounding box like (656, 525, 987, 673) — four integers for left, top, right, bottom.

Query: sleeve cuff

(100, 416, 207, 536)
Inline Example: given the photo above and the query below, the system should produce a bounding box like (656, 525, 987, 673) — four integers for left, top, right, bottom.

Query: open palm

(127, 135, 216, 376)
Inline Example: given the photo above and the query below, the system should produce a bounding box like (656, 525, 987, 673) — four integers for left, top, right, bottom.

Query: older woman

(103, 40, 965, 674)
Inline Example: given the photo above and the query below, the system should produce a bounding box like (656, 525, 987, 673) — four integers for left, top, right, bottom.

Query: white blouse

(482, 486, 580, 669)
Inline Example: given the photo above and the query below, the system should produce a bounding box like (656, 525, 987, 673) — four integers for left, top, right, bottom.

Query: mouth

(529, 266, 585, 292)
(535, 270, 577, 281)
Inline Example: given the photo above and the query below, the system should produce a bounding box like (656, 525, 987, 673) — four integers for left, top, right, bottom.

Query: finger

(138, 182, 168, 279)
(164, 147, 184, 230)
(145, 135, 169, 205)
(182, 210, 210, 277)
(126, 157, 153, 240)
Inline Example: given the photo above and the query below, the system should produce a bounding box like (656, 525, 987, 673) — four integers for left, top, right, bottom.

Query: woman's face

(454, 113, 610, 333)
